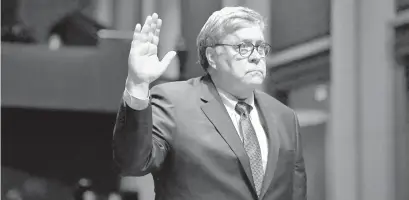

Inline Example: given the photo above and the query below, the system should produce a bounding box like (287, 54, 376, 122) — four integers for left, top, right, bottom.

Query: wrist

(125, 77, 150, 99)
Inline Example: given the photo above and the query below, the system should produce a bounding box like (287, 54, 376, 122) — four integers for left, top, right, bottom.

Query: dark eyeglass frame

(212, 41, 272, 57)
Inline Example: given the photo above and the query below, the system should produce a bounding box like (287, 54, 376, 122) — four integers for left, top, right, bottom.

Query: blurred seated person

(1, 0, 36, 44)
(74, 178, 93, 200)
(1, 21, 36, 43)
(47, 10, 105, 48)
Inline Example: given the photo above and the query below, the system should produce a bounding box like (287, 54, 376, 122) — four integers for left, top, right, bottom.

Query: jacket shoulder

(150, 77, 201, 100)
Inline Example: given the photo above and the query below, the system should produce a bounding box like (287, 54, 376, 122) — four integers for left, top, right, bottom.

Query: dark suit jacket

(113, 75, 306, 200)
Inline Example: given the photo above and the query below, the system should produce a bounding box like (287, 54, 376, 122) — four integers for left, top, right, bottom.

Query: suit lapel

(255, 91, 281, 199)
(199, 75, 257, 194)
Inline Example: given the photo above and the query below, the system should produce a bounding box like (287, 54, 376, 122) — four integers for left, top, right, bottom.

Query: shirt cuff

(123, 87, 150, 110)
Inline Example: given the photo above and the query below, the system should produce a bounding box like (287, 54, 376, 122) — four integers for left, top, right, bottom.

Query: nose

(248, 49, 262, 64)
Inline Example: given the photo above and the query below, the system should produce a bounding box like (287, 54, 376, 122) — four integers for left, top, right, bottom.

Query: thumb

(160, 51, 177, 68)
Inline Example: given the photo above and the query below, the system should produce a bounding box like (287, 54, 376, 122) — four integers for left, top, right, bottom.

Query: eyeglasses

(213, 41, 272, 57)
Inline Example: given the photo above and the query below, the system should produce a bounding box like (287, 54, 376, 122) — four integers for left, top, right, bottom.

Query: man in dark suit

(113, 7, 306, 200)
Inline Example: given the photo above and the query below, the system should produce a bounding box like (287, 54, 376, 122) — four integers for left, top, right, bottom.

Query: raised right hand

(128, 13, 177, 84)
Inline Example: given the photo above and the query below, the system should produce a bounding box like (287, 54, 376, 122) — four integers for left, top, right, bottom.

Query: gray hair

(196, 7, 266, 71)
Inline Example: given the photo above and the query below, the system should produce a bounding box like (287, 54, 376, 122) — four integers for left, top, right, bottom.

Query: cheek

(259, 60, 267, 73)
(228, 60, 248, 77)
(217, 56, 242, 73)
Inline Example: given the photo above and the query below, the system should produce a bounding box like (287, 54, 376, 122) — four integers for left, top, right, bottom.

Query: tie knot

(235, 101, 253, 116)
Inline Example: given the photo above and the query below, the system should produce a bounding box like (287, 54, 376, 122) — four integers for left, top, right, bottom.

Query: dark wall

(1, 0, 20, 25)
(180, 0, 222, 78)
(269, 0, 330, 52)
(398, 0, 409, 11)
(1, 40, 129, 112)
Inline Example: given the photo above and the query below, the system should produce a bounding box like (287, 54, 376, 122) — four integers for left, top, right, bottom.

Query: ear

(205, 47, 217, 69)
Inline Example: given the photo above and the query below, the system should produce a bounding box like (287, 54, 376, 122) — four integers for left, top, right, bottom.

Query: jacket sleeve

(112, 85, 175, 176)
(292, 111, 307, 200)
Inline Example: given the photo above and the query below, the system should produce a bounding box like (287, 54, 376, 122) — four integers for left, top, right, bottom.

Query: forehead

(221, 26, 265, 43)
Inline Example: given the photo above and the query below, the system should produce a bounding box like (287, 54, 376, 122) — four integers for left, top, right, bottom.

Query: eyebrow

(241, 39, 266, 45)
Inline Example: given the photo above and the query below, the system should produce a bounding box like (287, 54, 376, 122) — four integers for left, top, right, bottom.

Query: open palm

(128, 13, 176, 84)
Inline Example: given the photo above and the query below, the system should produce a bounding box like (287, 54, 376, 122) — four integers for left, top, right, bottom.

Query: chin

(249, 75, 265, 84)
(244, 79, 264, 89)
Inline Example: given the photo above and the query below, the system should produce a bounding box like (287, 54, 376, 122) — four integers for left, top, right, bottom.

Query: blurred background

(1, 0, 408, 200)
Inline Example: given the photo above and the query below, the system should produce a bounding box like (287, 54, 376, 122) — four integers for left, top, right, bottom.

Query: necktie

(235, 101, 264, 196)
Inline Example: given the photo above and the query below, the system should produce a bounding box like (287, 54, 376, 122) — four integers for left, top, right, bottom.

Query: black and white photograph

(1, 0, 409, 200)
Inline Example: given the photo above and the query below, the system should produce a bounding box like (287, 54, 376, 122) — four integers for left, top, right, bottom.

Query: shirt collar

(216, 87, 256, 112)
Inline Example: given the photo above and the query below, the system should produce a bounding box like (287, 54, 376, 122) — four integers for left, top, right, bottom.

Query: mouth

(247, 70, 264, 76)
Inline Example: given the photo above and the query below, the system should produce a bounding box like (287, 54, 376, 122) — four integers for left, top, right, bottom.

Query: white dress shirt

(216, 88, 268, 172)
(123, 85, 269, 172)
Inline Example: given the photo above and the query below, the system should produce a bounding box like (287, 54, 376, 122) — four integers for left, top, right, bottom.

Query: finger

(155, 19, 162, 37)
(148, 32, 154, 43)
(160, 51, 177, 68)
(152, 13, 159, 21)
(152, 35, 159, 46)
(131, 24, 143, 48)
(134, 23, 142, 33)
(150, 14, 159, 34)
(154, 28, 161, 38)
(150, 23, 157, 34)
(156, 18, 162, 29)
(150, 13, 158, 26)
(149, 25, 157, 43)
(152, 21, 160, 45)
(140, 32, 148, 43)
(150, 14, 158, 32)
(132, 23, 142, 41)
(141, 16, 152, 34)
